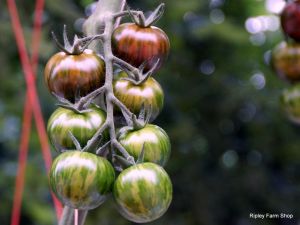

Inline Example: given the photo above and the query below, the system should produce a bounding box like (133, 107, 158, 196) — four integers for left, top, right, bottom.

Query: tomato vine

(45, 0, 173, 224)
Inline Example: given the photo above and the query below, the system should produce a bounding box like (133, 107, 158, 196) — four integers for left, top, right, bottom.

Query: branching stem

(113, 10, 141, 19)
(58, 0, 143, 224)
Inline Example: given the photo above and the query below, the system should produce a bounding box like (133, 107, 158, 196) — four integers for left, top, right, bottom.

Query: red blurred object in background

(281, 0, 300, 42)
(6, 0, 63, 224)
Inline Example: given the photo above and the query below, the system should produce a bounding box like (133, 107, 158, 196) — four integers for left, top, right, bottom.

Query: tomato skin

(113, 162, 172, 223)
(281, 84, 300, 125)
(44, 49, 105, 103)
(47, 105, 106, 151)
(118, 124, 171, 166)
(49, 151, 115, 210)
(112, 23, 170, 72)
(272, 41, 300, 82)
(113, 72, 164, 121)
(281, 0, 300, 42)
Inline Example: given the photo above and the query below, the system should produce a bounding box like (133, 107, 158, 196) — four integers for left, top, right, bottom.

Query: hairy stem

(59, 207, 73, 225)
(59, 1, 127, 225)
(59, 207, 87, 225)
(102, 16, 134, 162)
(83, 0, 126, 53)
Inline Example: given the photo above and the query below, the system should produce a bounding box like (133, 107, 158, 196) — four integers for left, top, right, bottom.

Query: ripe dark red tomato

(112, 23, 170, 72)
(272, 41, 300, 82)
(281, 0, 300, 42)
(44, 49, 105, 103)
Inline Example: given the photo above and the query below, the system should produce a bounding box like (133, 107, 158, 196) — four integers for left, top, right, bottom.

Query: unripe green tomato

(113, 72, 164, 122)
(272, 41, 300, 82)
(113, 162, 172, 223)
(47, 105, 106, 152)
(281, 84, 300, 124)
(118, 124, 171, 166)
(49, 151, 115, 210)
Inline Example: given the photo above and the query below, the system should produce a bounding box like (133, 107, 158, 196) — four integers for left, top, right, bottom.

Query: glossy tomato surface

(118, 124, 171, 166)
(113, 72, 164, 121)
(281, 84, 300, 125)
(44, 49, 105, 103)
(49, 151, 115, 210)
(281, 0, 300, 42)
(47, 105, 106, 152)
(113, 162, 172, 223)
(272, 41, 300, 82)
(112, 23, 170, 72)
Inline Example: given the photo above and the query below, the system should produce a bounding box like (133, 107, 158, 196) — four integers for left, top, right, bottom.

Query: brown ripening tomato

(281, 0, 300, 42)
(44, 49, 105, 103)
(113, 72, 164, 122)
(112, 23, 170, 72)
(272, 41, 300, 82)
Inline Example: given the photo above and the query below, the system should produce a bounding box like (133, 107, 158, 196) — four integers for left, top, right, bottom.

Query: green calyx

(52, 25, 102, 55)
(128, 3, 165, 28)
(119, 58, 160, 85)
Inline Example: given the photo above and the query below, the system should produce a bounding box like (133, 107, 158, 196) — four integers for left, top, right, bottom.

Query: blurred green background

(1, 0, 299, 224)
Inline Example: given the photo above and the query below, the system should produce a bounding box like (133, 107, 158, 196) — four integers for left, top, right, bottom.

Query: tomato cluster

(272, 1, 300, 125)
(44, 3, 172, 224)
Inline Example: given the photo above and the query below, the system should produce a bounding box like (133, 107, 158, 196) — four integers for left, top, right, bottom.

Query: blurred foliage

(0, 0, 299, 225)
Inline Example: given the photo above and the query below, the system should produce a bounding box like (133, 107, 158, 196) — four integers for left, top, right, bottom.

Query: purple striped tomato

(44, 49, 105, 103)
(112, 23, 170, 72)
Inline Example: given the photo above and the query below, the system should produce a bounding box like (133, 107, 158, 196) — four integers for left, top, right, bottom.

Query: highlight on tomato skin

(49, 151, 116, 210)
(112, 23, 170, 72)
(47, 105, 107, 152)
(113, 162, 173, 223)
(44, 49, 105, 103)
(271, 41, 300, 82)
(118, 124, 171, 166)
(113, 72, 164, 122)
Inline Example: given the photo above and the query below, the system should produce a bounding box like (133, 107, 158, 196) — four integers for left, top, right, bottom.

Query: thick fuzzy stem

(83, 0, 125, 54)
(102, 17, 134, 162)
(59, 1, 128, 225)
(59, 0, 126, 225)
(59, 207, 87, 225)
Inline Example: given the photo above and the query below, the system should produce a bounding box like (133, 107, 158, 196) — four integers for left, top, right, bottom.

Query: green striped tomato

(49, 151, 115, 210)
(272, 41, 300, 82)
(281, 84, 300, 124)
(118, 124, 171, 166)
(113, 72, 164, 121)
(47, 105, 106, 152)
(44, 49, 105, 103)
(112, 23, 170, 72)
(113, 162, 172, 223)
